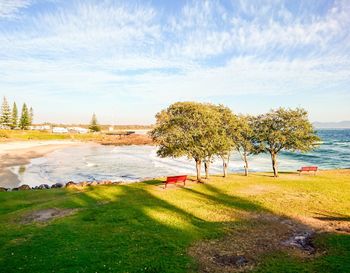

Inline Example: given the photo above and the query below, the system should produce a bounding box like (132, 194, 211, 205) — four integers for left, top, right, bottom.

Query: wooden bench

(297, 166, 318, 175)
(164, 175, 187, 189)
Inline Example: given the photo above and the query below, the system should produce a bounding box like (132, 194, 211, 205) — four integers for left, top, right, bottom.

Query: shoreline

(0, 140, 86, 188)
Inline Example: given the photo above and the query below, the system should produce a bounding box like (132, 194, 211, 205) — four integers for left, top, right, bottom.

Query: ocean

(6, 129, 350, 187)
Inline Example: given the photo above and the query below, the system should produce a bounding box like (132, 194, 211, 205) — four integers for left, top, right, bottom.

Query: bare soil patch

(238, 184, 280, 195)
(189, 213, 317, 273)
(21, 208, 78, 224)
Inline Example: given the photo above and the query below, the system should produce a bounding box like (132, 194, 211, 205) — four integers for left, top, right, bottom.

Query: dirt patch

(297, 214, 350, 235)
(238, 184, 280, 195)
(189, 213, 317, 273)
(21, 208, 78, 224)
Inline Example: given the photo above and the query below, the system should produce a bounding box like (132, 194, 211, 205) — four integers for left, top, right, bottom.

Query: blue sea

(4, 129, 350, 188)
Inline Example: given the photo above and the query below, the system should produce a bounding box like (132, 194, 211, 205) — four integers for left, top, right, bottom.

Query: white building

(67, 127, 89, 134)
(52, 127, 69, 134)
(29, 125, 51, 131)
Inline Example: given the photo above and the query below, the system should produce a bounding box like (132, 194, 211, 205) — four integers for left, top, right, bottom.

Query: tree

(150, 102, 222, 182)
(213, 105, 239, 178)
(233, 115, 259, 176)
(19, 103, 30, 130)
(11, 102, 18, 129)
(29, 107, 34, 126)
(254, 108, 320, 177)
(89, 113, 101, 132)
(0, 97, 11, 128)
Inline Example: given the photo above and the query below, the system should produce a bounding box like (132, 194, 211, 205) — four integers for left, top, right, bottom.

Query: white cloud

(0, 0, 32, 19)
(0, 0, 349, 122)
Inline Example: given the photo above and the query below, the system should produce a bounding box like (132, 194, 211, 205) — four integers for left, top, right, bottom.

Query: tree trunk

(223, 161, 228, 178)
(243, 153, 249, 176)
(204, 160, 210, 179)
(271, 152, 278, 177)
(195, 159, 202, 182)
(222, 154, 230, 178)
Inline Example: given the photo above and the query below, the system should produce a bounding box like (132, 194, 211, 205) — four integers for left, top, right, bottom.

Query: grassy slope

(0, 170, 349, 273)
(0, 130, 153, 145)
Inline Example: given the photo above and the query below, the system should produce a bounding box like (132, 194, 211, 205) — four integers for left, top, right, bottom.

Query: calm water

(7, 129, 350, 187)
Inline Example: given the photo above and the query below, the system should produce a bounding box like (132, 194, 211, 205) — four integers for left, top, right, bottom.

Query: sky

(0, 0, 349, 124)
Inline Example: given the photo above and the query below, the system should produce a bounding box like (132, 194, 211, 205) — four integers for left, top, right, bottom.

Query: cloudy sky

(0, 0, 349, 124)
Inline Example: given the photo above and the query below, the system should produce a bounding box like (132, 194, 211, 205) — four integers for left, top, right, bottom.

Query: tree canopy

(151, 102, 225, 181)
(254, 108, 320, 177)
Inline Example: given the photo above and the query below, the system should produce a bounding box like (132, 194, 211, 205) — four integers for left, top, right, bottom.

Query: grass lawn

(0, 129, 153, 145)
(0, 170, 349, 272)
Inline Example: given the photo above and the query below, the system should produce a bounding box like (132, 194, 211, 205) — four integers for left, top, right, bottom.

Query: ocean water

(7, 129, 350, 187)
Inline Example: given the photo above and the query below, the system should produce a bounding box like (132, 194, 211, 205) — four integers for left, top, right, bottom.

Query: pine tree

(29, 107, 34, 125)
(19, 103, 30, 130)
(0, 97, 11, 128)
(11, 102, 18, 129)
(89, 113, 101, 132)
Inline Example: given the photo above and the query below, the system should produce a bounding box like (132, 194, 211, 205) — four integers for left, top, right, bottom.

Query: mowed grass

(0, 129, 103, 141)
(0, 170, 349, 273)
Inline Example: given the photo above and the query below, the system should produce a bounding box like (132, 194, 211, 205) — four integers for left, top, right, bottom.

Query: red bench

(164, 175, 187, 189)
(297, 166, 318, 175)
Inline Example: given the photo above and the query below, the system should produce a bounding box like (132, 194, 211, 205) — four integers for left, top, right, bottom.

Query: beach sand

(0, 141, 83, 188)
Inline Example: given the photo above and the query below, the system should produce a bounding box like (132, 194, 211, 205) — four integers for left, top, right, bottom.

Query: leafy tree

(89, 113, 101, 132)
(0, 97, 11, 128)
(11, 102, 18, 129)
(213, 105, 239, 178)
(254, 108, 320, 177)
(233, 115, 259, 176)
(19, 103, 30, 130)
(151, 102, 222, 182)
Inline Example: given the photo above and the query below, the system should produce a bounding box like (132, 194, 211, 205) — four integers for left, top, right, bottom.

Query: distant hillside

(313, 121, 350, 129)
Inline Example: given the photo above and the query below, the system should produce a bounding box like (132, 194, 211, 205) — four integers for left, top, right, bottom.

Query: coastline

(0, 140, 85, 188)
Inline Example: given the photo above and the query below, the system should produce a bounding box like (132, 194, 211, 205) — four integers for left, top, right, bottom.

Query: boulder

(14, 184, 31, 191)
(38, 184, 50, 189)
(0, 187, 8, 192)
(51, 183, 63, 188)
(65, 181, 77, 188)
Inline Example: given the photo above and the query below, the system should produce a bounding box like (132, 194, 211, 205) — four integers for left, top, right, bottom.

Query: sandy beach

(0, 140, 83, 188)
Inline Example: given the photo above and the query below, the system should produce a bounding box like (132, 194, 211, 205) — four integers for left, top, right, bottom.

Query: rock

(16, 184, 31, 191)
(0, 187, 8, 192)
(65, 181, 77, 188)
(282, 231, 315, 253)
(37, 184, 50, 189)
(51, 183, 63, 188)
(89, 181, 99, 186)
(12, 184, 31, 191)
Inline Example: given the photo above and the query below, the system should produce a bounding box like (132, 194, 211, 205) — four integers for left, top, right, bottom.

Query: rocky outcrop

(5, 180, 121, 192)
(13, 184, 31, 191)
(36, 184, 50, 190)
(51, 183, 63, 188)
(65, 181, 77, 188)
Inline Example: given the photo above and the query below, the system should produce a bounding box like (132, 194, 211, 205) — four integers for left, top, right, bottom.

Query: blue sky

(0, 0, 349, 124)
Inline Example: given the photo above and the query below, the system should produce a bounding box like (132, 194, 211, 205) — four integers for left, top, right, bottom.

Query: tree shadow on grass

(1, 181, 350, 273)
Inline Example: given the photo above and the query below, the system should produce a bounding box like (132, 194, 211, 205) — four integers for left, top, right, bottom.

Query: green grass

(0, 170, 349, 272)
(0, 129, 104, 141)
